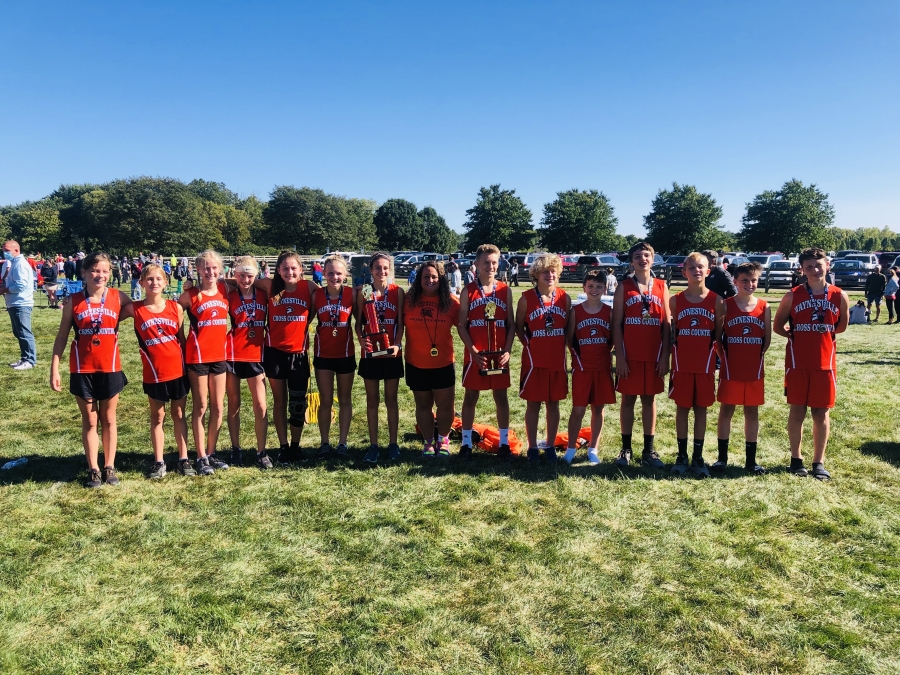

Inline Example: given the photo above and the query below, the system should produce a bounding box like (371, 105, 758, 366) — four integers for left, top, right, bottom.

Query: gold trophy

(479, 300, 507, 376)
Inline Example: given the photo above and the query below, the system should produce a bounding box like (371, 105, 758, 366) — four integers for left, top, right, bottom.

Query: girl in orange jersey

(178, 250, 230, 475)
(311, 256, 357, 459)
(354, 252, 404, 464)
(515, 253, 570, 464)
(403, 261, 460, 458)
(132, 263, 191, 479)
(50, 253, 133, 488)
(253, 251, 319, 463)
(224, 256, 271, 470)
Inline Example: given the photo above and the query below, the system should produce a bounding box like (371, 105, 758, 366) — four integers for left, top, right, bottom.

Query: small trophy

(479, 300, 508, 376)
(361, 285, 392, 358)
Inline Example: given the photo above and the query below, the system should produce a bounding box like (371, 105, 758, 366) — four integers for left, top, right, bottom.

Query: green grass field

(1, 284, 899, 674)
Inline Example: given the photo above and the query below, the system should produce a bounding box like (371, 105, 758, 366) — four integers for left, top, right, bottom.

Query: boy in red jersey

(668, 253, 725, 478)
(612, 241, 671, 469)
(564, 269, 615, 464)
(458, 244, 516, 460)
(714, 261, 771, 475)
(773, 248, 849, 480)
(516, 254, 570, 464)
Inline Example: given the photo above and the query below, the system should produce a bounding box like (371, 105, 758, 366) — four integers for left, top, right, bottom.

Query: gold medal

(248, 330, 256, 339)
(332, 328, 338, 337)
(484, 301, 497, 319)
(430, 347, 438, 357)
(92, 337, 101, 346)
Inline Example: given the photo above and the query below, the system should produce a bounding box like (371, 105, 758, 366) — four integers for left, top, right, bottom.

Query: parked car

(764, 261, 801, 289)
(831, 259, 872, 288)
(725, 256, 750, 277)
(509, 254, 539, 282)
(747, 253, 784, 269)
(842, 253, 879, 268)
(571, 254, 621, 282)
(834, 250, 863, 260)
(617, 254, 667, 281)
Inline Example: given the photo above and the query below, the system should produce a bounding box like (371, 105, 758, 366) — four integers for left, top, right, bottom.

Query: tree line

(0, 176, 884, 257)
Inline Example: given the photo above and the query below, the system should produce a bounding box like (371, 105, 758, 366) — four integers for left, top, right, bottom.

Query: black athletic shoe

(745, 463, 766, 475)
(543, 446, 558, 464)
(363, 444, 380, 464)
(196, 457, 215, 476)
(527, 447, 540, 464)
(335, 443, 350, 459)
(101, 466, 120, 486)
(710, 460, 727, 475)
(614, 448, 633, 467)
(458, 444, 473, 461)
(207, 453, 229, 470)
(317, 443, 332, 461)
(276, 444, 292, 465)
(256, 451, 273, 470)
(148, 461, 167, 480)
(84, 468, 102, 489)
(811, 463, 831, 481)
(387, 443, 401, 462)
(497, 444, 512, 461)
(229, 447, 243, 467)
(790, 459, 808, 477)
(176, 458, 197, 476)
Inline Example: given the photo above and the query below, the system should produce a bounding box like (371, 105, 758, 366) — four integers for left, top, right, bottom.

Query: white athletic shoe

(563, 448, 577, 464)
(12, 362, 34, 371)
(8, 360, 21, 368)
(587, 448, 601, 465)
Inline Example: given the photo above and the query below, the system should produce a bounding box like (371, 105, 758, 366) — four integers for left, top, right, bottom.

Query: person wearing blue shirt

(0, 240, 37, 370)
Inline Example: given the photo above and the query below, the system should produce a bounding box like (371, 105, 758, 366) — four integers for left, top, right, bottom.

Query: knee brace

(288, 388, 307, 427)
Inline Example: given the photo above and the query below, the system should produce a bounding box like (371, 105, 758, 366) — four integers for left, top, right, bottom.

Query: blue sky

(1, 1, 897, 236)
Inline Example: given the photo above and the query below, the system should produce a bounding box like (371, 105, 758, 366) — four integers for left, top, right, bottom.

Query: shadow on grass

(0, 451, 162, 485)
(859, 441, 900, 466)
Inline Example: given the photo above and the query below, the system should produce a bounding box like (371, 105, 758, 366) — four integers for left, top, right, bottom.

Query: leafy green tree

(643, 183, 727, 254)
(540, 189, 618, 253)
(739, 179, 836, 253)
(463, 184, 534, 251)
(8, 204, 64, 253)
(418, 207, 456, 253)
(187, 179, 240, 206)
(342, 198, 378, 253)
(374, 199, 423, 252)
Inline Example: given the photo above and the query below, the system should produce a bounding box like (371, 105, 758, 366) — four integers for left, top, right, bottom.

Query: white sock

(462, 429, 473, 446)
(499, 428, 509, 445)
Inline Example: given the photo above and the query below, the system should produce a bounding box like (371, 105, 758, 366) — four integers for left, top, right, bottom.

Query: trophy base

(365, 349, 391, 358)
(479, 368, 508, 376)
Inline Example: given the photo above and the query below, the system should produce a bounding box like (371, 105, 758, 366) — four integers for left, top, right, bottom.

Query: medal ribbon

(537, 288, 555, 329)
(422, 299, 440, 354)
(86, 291, 107, 342)
(806, 282, 830, 330)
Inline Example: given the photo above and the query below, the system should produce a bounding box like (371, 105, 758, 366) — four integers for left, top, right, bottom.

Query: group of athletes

(48, 241, 848, 488)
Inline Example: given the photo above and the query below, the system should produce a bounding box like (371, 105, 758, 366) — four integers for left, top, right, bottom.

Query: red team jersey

(133, 299, 185, 383)
(267, 283, 312, 353)
(314, 286, 354, 358)
(721, 297, 767, 381)
(462, 280, 511, 389)
(185, 282, 229, 364)
(226, 287, 267, 363)
(521, 287, 568, 371)
(69, 290, 122, 374)
(671, 291, 717, 374)
(621, 277, 666, 363)
(360, 284, 401, 358)
(572, 302, 613, 372)
(787, 284, 841, 371)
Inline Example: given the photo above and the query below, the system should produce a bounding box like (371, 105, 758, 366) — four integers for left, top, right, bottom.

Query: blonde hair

(684, 251, 708, 267)
(232, 255, 259, 276)
(140, 262, 168, 283)
(196, 249, 223, 270)
(323, 254, 348, 273)
(529, 253, 563, 281)
(475, 244, 500, 260)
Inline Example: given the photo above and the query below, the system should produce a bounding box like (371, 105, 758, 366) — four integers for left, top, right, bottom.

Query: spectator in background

(41, 258, 59, 308)
(130, 258, 143, 300)
(63, 256, 76, 281)
(509, 259, 520, 287)
(498, 255, 509, 283)
(702, 250, 737, 299)
(447, 261, 462, 296)
(848, 300, 868, 325)
(606, 267, 618, 295)
(407, 266, 417, 288)
(74, 252, 85, 280)
(865, 265, 886, 322)
(312, 260, 324, 285)
(883, 268, 898, 324)
(111, 256, 121, 287)
(260, 261, 270, 279)
(464, 266, 475, 285)
(0, 240, 37, 370)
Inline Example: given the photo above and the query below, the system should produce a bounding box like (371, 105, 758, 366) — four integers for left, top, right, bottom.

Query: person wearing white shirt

(0, 240, 37, 370)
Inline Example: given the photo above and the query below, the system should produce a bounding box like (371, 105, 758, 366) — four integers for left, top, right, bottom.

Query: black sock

(717, 438, 729, 463)
(677, 438, 688, 458)
(790, 457, 804, 469)
(621, 433, 632, 450)
(692, 438, 704, 461)
(745, 441, 757, 467)
(644, 434, 655, 453)
(290, 441, 300, 450)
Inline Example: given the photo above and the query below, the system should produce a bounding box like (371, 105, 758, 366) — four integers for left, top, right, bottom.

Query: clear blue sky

(1, 1, 897, 236)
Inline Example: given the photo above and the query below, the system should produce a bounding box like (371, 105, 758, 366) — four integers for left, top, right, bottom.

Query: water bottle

(1, 457, 28, 470)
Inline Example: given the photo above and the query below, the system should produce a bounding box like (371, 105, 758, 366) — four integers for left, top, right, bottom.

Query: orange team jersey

(521, 287, 568, 372)
(403, 295, 460, 369)
(571, 302, 612, 372)
(226, 287, 267, 363)
(185, 282, 229, 364)
(69, 290, 122, 374)
(314, 286, 354, 358)
(621, 277, 666, 363)
(721, 297, 768, 381)
(671, 291, 717, 374)
(787, 283, 841, 371)
(267, 283, 312, 353)
(133, 299, 185, 383)
(359, 284, 402, 358)
(463, 280, 510, 362)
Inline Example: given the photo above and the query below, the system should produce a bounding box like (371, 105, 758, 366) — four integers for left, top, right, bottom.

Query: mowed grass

(1, 284, 900, 674)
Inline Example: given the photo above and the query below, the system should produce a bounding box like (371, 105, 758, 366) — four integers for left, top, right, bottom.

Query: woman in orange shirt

(403, 261, 460, 457)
